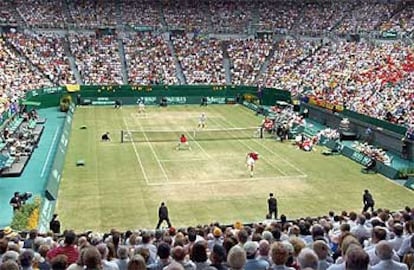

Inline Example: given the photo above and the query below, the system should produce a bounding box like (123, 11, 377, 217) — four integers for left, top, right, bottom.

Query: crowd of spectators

(353, 142, 393, 166)
(67, 0, 118, 28)
(257, 1, 299, 32)
(7, 32, 76, 85)
(294, 2, 344, 33)
(0, 36, 52, 101)
(173, 34, 226, 85)
(0, 0, 413, 38)
(120, 0, 161, 29)
(260, 40, 414, 128)
(14, 0, 69, 28)
(335, 2, 398, 34)
(378, 4, 414, 36)
(69, 33, 123, 85)
(258, 38, 321, 97)
(163, 0, 211, 33)
(0, 1, 20, 25)
(124, 33, 178, 85)
(208, 1, 253, 34)
(0, 207, 413, 270)
(317, 128, 340, 141)
(227, 37, 274, 85)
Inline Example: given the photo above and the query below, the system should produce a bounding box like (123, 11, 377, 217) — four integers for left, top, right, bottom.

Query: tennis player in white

(138, 99, 145, 114)
(198, 112, 207, 128)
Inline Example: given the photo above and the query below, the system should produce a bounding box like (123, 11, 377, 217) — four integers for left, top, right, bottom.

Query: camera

(18, 192, 33, 203)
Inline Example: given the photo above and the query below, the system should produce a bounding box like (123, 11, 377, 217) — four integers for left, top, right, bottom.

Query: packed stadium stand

(0, 0, 413, 269)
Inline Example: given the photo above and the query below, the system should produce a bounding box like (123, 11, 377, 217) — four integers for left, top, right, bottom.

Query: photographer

(9, 192, 22, 212)
(10, 192, 32, 212)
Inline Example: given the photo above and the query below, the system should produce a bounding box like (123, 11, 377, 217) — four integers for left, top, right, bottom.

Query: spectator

(312, 240, 332, 270)
(397, 221, 414, 260)
(50, 254, 68, 270)
(82, 246, 102, 270)
(19, 249, 35, 270)
(270, 242, 295, 269)
(115, 246, 130, 270)
(257, 239, 271, 265)
(148, 242, 170, 270)
(297, 247, 319, 270)
(47, 230, 79, 265)
(345, 247, 370, 270)
(171, 246, 195, 270)
(371, 240, 408, 270)
(209, 244, 227, 270)
(227, 245, 246, 270)
(0, 260, 19, 270)
(127, 255, 146, 270)
(190, 241, 209, 270)
(389, 223, 404, 252)
(243, 241, 269, 270)
(350, 215, 371, 244)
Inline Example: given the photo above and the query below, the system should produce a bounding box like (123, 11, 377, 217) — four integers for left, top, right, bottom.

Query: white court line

(159, 155, 242, 162)
(159, 158, 209, 162)
(131, 112, 148, 119)
(122, 118, 150, 185)
(41, 127, 60, 177)
(208, 117, 288, 176)
(146, 175, 308, 186)
(70, 174, 307, 185)
(218, 114, 307, 176)
(133, 116, 170, 182)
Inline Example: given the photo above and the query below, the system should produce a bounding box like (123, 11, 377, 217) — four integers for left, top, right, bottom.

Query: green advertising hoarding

(44, 103, 75, 200)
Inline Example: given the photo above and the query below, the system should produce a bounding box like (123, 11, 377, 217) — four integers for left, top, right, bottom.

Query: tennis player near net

(198, 112, 207, 129)
(176, 134, 191, 150)
(137, 99, 145, 114)
(246, 152, 259, 177)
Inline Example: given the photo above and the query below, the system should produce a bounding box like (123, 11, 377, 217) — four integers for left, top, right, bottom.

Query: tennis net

(121, 127, 267, 143)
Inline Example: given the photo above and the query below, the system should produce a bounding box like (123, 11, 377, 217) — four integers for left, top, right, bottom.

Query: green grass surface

(57, 105, 414, 232)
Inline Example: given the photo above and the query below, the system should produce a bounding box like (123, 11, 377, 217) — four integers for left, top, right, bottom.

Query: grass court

(57, 105, 414, 231)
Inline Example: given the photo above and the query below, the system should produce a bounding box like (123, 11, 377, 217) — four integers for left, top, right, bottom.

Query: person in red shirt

(176, 134, 191, 150)
(46, 230, 79, 264)
(246, 152, 259, 177)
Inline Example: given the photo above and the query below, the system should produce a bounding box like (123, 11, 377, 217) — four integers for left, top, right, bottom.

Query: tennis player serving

(246, 152, 259, 177)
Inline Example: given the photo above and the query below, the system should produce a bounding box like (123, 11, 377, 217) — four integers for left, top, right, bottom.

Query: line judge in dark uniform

(156, 202, 172, 229)
(362, 189, 375, 212)
(267, 193, 278, 219)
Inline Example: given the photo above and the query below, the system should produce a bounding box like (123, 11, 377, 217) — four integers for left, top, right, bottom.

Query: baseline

(146, 175, 307, 186)
(66, 174, 307, 187)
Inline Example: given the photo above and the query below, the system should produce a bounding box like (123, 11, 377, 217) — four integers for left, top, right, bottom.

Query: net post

(121, 130, 124, 143)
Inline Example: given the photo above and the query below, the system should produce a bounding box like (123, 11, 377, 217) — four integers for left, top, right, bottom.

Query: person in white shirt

(371, 241, 408, 270)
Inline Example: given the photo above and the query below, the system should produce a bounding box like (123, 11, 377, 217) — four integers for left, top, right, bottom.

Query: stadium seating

(0, 152, 16, 170)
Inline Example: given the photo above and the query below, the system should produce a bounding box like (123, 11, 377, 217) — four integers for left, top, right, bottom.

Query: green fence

(25, 85, 292, 107)
(342, 109, 407, 136)
(44, 103, 75, 201)
(25, 86, 66, 109)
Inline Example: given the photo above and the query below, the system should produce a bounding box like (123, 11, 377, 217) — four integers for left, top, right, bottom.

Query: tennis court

(57, 105, 414, 231)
